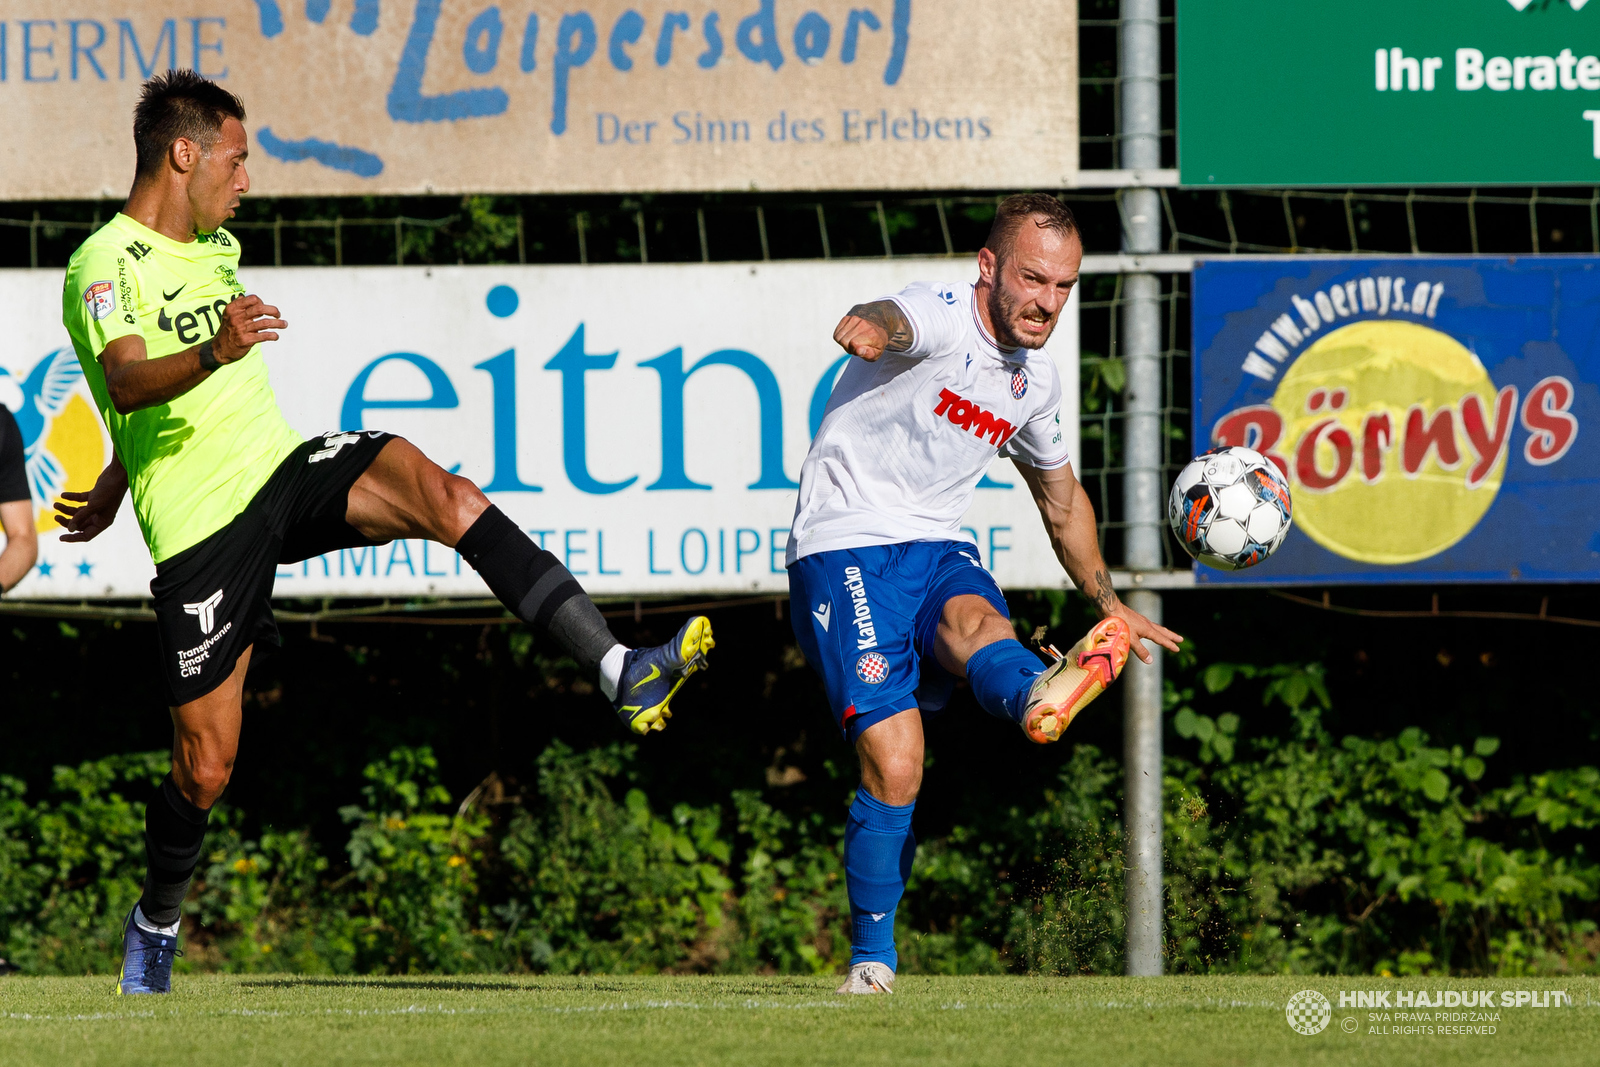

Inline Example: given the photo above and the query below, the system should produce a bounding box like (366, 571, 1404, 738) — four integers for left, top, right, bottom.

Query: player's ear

(170, 136, 200, 174)
(977, 246, 998, 284)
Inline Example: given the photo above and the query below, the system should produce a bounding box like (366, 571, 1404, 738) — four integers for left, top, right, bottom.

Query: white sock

(598, 643, 629, 702)
(133, 904, 180, 938)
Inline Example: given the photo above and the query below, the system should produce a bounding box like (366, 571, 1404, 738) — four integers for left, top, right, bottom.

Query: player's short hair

(133, 70, 246, 178)
(984, 194, 1079, 263)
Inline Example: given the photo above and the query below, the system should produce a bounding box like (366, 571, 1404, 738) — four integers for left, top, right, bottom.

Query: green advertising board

(1178, 0, 1600, 186)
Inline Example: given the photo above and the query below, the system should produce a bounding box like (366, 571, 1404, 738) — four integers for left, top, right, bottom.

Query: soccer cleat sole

(1021, 617, 1131, 744)
(624, 617, 715, 735)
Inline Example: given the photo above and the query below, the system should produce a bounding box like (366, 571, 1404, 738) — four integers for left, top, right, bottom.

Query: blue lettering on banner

(519, 12, 538, 71)
(21, 3, 941, 182)
(681, 529, 709, 575)
(118, 19, 177, 80)
(608, 9, 644, 71)
(474, 348, 542, 493)
(640, 347, 796, 490)
(341, 545, 377, 576)
(648, 530, 672, 574)
(597, 530, 622, 575)
(388, 0, 509, 122)
(462, 6, 503, 75)
(422, 541, 448, 577)
(565, 529, 588, 574)
(770, 529, 788, 573)
(988, 526, 1011, 570)
(69, 20, 107, 80)
(343, 352, 459, 430)
(23, 20, 56, 82)
(191, 17, 226, 77)
(550, 11, 596, 134)
(386, 540, 416, 576)
(735, 528, 761, 572)
(259, 128, 384, 176)
(545, 326, 637, 495)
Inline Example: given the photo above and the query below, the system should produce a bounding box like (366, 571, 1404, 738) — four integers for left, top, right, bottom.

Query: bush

(2, 669, 1596, 977)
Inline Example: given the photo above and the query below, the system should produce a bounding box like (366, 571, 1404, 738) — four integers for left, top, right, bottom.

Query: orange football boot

(1020, 617, 1132, 744)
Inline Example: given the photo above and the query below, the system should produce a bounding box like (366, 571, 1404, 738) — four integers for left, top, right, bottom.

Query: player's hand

(833, 314, 889, 362)
(1109, 601, 1183, 664)
(54, 487, 121, 542)
(214, 294, 287, 363)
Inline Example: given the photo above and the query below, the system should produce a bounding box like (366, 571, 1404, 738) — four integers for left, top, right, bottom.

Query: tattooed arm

(833, 299, 915, 362)
(1013, 460, 1184, 664)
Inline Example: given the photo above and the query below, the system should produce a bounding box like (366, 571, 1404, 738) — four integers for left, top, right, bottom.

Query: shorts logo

(183, 589, 224, 635)
(856, 652, 889, 684)
(84, 281, 115, 321)
(1011, 368, 1028, 399)
(812, 602, 831, 631)
(841, 565, 878, 649)
(310, 431, 360, 463)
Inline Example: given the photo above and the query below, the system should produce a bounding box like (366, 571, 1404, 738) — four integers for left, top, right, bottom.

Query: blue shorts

(787, 540, 1010, 745)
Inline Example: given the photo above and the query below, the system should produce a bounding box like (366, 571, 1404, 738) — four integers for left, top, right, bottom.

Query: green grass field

(1, 975, 1594, 1066)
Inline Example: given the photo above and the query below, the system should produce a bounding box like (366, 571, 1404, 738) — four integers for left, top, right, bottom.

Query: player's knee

(869, 753, 922, 805)
(430, 469, 488, 542)
(181, 758, 233, 808)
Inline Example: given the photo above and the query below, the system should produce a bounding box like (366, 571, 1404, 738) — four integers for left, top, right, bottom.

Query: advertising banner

(0, 1, 1077, 198)
(1192, 257, 1598, 585)
(0, 257, 1079, 599)
(1178, 0, 1600, 186)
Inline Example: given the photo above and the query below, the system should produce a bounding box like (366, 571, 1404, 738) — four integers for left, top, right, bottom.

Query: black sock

(138, 775, 211, 928)
(456, 505, 619, 672)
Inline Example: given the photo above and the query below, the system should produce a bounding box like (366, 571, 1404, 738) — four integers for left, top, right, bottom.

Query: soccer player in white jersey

(787, 194, 1183, 994)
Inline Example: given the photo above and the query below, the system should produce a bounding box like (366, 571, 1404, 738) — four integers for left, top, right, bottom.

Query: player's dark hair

(984, 194, 1079, 263)
(132, 70, 246, 179)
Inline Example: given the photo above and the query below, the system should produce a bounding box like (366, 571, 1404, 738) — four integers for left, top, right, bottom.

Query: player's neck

(970, 280, 1018, 354)
(121, 180, 201, 244)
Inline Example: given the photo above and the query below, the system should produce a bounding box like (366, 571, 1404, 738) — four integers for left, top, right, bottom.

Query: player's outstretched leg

(346, 440, 713, 732)
(951, 597, 1131, 744)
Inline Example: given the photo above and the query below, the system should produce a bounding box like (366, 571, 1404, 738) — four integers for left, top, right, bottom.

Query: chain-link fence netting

(3, 0, 1585, 575)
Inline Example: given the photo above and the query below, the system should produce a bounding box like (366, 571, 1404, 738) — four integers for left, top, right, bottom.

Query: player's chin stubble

(987, 284, 1054, 351)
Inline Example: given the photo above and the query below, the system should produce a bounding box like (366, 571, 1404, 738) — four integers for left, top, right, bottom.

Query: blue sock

(844, 788, 916, 970)
(964, 639, 1044, 724)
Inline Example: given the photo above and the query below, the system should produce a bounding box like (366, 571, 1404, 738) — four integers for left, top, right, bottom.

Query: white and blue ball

(1168, 446, 1293, 570)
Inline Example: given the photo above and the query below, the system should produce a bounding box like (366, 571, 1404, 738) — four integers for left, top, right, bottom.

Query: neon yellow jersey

(61, 214, 303, 564)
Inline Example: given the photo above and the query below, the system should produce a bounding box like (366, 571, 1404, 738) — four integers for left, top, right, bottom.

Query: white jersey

(787, 280, 1070, 565)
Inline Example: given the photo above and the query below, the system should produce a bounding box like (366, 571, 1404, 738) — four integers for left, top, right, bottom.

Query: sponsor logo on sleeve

(84, 281, 115, 321)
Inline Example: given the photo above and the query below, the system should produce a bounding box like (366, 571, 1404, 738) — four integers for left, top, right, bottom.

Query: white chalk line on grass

(3, 999, 855, 1024)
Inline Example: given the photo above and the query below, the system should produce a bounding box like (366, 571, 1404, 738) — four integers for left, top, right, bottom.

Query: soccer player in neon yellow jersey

(58, 71, 714, 995)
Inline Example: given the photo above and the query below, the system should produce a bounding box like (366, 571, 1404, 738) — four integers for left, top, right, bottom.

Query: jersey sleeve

(0, 406, 29, 504)
(63, 242, 142, 360)
(1002, 363, 1071, 470)
(884, 281, 968, 359)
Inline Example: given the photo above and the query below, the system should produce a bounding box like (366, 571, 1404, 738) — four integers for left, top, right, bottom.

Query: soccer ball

(1168, 446, 1293, 570)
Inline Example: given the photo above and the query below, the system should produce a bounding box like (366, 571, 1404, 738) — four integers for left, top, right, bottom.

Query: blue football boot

(116, 909, 181, 995)
(613, 616, 714, 734)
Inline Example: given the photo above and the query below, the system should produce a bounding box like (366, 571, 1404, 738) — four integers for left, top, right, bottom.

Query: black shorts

(150, 431, 395, 705)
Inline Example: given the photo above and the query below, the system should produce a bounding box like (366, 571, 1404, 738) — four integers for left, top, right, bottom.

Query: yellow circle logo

(1268, 320, 1506, 564)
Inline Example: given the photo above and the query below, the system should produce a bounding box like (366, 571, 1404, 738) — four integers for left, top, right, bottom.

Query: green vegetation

(0, 974, 1594, 1067)
(2, 663, 1596, 979)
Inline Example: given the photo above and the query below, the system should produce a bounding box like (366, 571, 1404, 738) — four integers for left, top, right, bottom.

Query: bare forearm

(105, 343, 214, 414)
(1052, 481, 1120, 618)
(0, 502, 37, 593)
